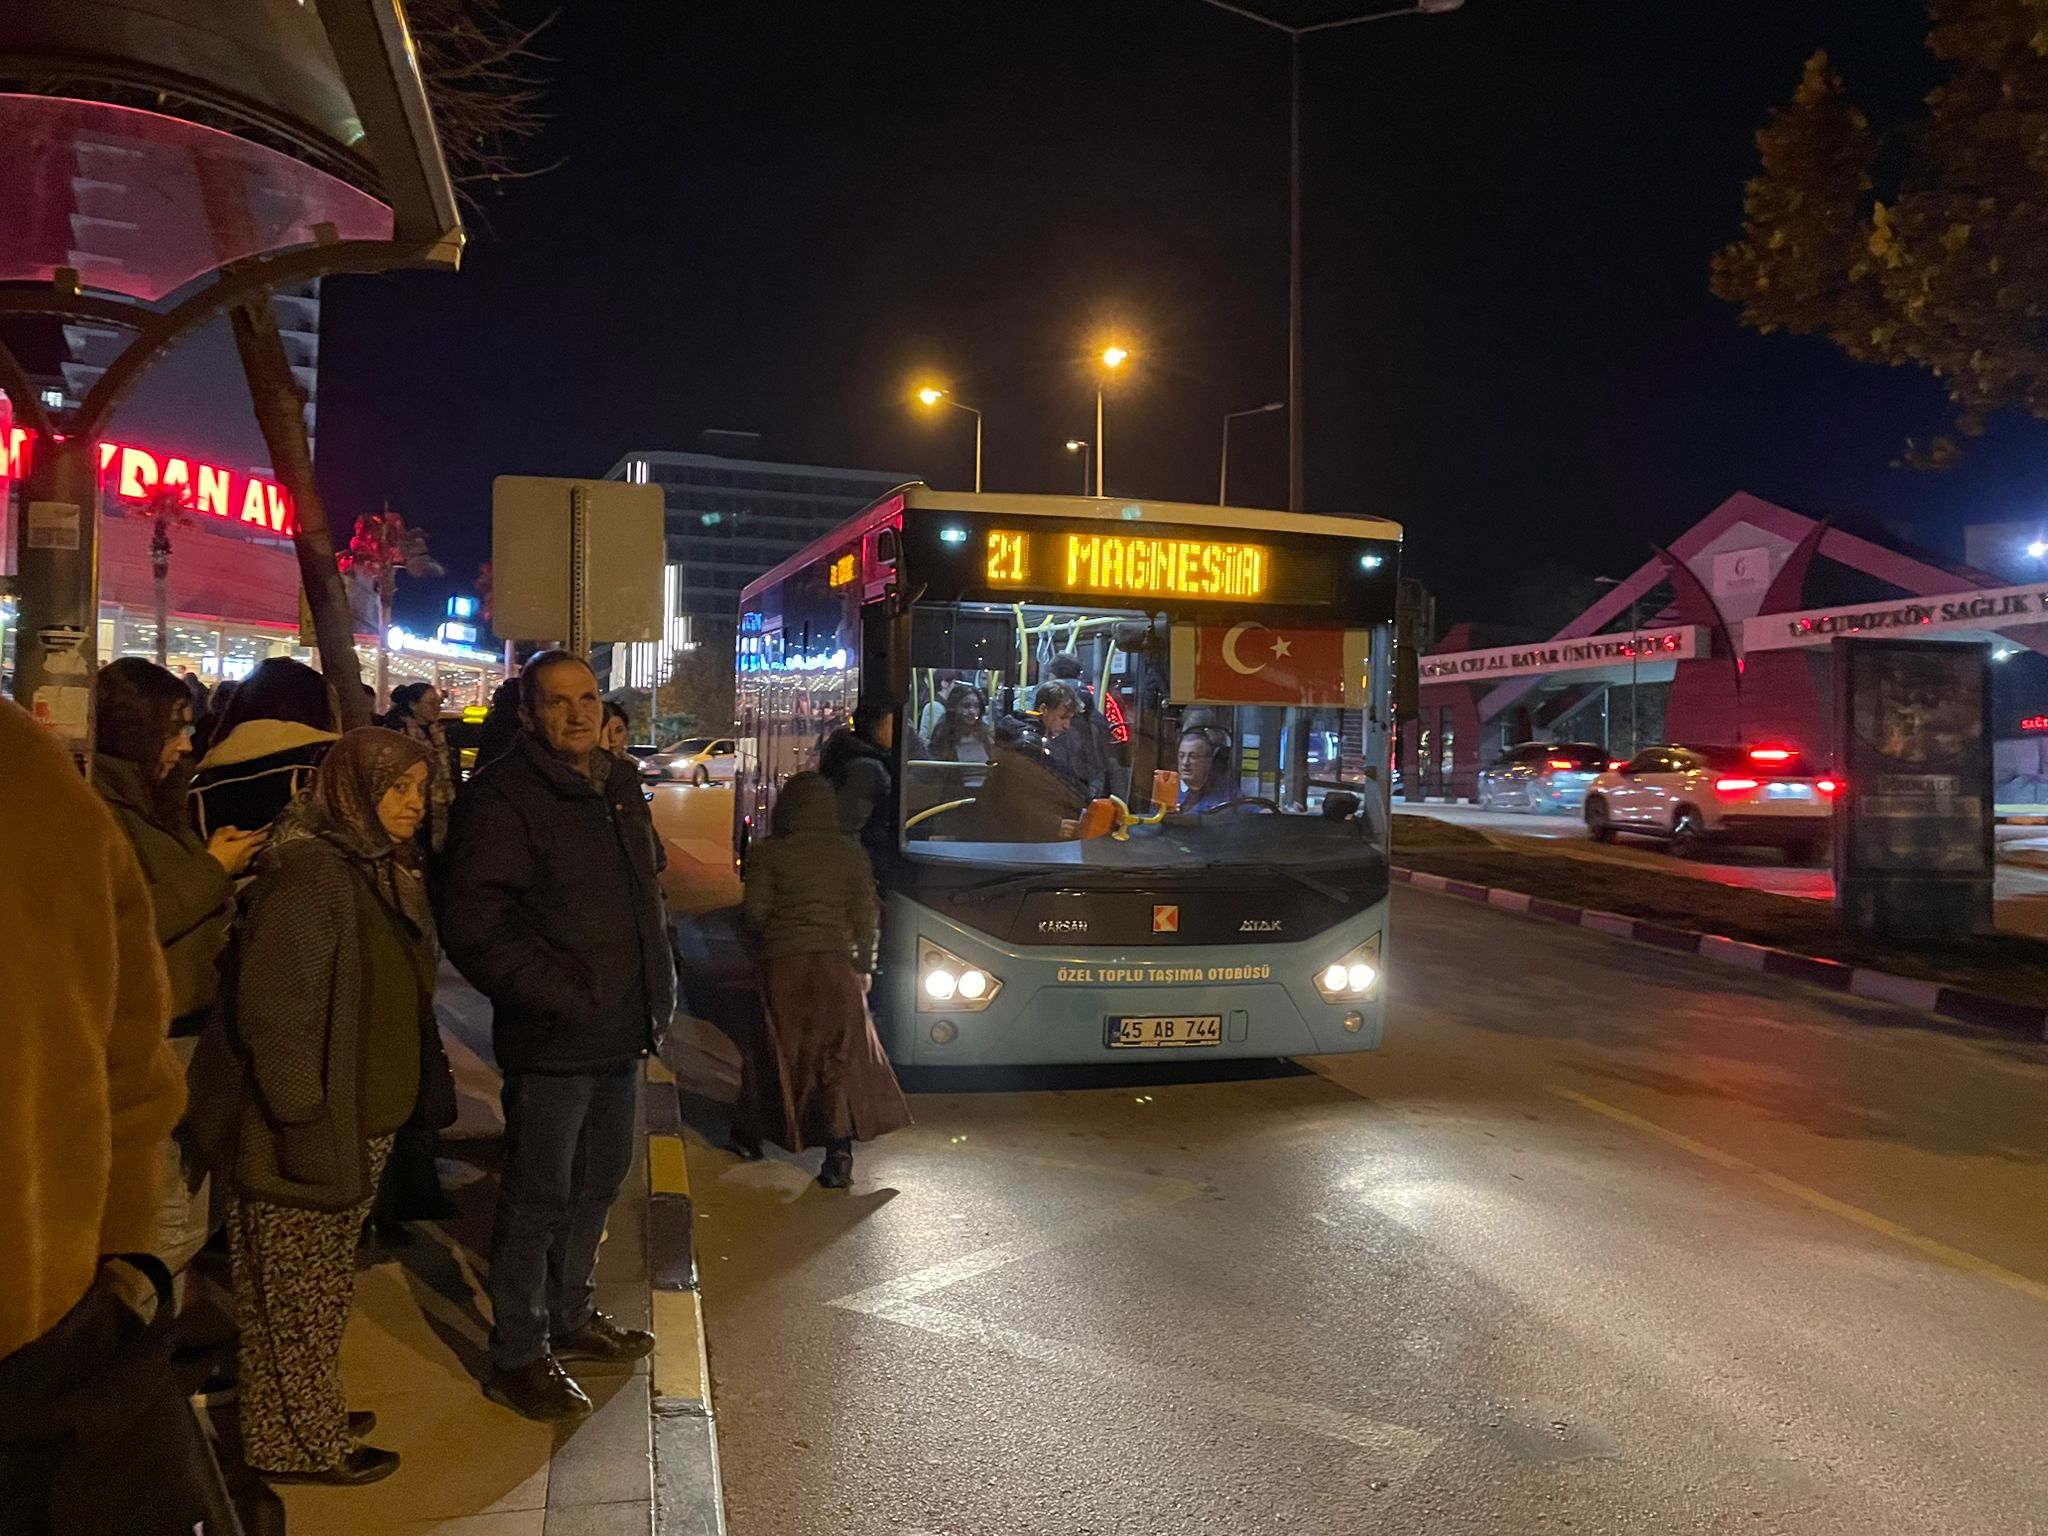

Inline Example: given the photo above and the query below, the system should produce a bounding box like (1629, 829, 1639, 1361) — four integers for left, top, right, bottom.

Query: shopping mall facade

(1405, 491, 2048, 809)
(0, 415, 504, 707)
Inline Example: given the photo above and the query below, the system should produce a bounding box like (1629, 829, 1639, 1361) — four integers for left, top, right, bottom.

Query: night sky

(280, 0, 2048, 631)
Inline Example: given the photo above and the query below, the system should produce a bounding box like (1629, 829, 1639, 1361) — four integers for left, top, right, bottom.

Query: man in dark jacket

(436, 651, 675, 1423)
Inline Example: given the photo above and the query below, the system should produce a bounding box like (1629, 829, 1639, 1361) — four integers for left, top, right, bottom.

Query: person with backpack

(739, 772, 910, 1187)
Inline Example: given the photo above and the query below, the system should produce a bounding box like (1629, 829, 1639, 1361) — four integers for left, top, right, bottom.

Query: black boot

(818, 1140, 854, 1189)
(485, 1354, 594, 1423)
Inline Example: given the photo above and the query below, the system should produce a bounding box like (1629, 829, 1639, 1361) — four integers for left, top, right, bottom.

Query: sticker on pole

(26, 501, 81, 551)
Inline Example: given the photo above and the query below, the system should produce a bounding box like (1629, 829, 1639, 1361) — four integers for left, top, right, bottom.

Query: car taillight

(1816, 777, 1842, 796)
(1546, 758, 1574, 771)
(1748, 747, 1793, 763)
(1714, 776, 1759, 795)
(1608, 760, 1626, 771)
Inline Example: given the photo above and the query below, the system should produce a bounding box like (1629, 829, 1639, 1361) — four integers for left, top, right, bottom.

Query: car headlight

(1312, 933, 1382, 1003)
(917, 939, 1003, 1013)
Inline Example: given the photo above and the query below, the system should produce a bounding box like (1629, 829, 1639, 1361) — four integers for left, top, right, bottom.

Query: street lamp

(1220, 400, 1285, 504)
(1594, 575, 1642, 757)
(1065, 439, 1091, 496)
(2028, 538, 2047, 559)
(914, 386, 982, 493)
(1201, 0, 1463, 511)
(1094, 345, 1132, 497)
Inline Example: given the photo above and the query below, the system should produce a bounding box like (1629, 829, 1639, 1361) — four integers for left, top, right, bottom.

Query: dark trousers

(487, 1067, 639, 1372)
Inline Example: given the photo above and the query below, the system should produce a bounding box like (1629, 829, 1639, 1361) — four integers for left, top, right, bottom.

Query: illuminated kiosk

(0, 1, 462, 752)
(1407, 492, 2048, 810)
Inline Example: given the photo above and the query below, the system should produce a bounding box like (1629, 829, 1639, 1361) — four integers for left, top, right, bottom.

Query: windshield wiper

(1200, 860, 1350, 904)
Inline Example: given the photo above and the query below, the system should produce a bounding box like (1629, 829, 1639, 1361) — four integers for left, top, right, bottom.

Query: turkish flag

(1172, 623, 1368, 707)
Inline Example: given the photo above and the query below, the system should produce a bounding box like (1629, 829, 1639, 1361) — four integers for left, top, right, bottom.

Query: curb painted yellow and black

(644, 1056, 727, 1534)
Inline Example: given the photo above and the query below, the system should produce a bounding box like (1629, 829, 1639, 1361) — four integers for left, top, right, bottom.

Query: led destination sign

(984, 528, 1323, 602)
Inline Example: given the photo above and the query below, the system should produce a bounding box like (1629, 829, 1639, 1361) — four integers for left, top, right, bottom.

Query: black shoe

(258, 1446, 400, 1487)
(485, 1355, 593, 1423)
(818, 1149, 854, 1189)
(347, 1410, 377, 1438)
(553, 1311, 655, 1363)
(724, 1135, 763, 1161)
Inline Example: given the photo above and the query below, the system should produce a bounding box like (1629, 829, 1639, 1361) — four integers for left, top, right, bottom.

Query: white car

(639, 736, 738, 786)
(1583, 743, 1840, 862)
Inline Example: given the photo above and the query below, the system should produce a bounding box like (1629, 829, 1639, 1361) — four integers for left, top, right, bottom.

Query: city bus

(732, 486, 1402, 1066)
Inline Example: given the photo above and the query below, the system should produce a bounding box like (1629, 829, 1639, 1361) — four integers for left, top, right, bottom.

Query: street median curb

(643, 1056, 727, 1535)
(1391, 865, 2048, 1043)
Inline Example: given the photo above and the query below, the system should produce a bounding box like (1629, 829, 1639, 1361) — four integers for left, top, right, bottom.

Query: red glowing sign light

(1102, 689, 1131, 744)
(0, 427, 295, 536)
(2023, 715, 2048, 733)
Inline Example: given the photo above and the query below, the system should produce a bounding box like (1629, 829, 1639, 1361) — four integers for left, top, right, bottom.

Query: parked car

(640, 735, 738, 785)
(1476, 741, 1608, 813)
(1583, 743, 1840, 861)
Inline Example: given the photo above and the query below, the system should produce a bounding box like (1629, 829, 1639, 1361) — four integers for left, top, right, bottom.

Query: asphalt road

(678, 884, 2048, 1536)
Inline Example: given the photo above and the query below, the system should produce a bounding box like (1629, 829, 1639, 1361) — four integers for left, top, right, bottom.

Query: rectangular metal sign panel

(1744, 582, 2048, 652)
(1418, 626, 1700, 684)
(1835, 638, 1994, 879)
(491, 475, 663, 644)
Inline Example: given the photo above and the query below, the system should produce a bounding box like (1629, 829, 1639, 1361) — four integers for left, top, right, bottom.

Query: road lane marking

(828, 1181, 1201, 1315)
(1548, 1086, 2048, 1307)
(875, 1301, 1438, 1476)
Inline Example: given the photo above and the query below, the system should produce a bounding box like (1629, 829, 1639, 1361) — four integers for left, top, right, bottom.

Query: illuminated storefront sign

(1741, 582, 2048, 652)
(1421, 626, 1700, 683)
(0, 427, 296, 535)
(986, 529, 1271, 600)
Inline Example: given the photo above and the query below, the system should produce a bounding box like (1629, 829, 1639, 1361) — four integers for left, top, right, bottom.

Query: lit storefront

(2, 423, 502, 708)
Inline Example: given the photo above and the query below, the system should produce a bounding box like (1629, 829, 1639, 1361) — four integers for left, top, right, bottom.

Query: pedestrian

(383, 681, 456, 855)
(437, 650, 672, 1423)
(190, 657, 340, 840)
(227, 728, 436, 1486)
(738, 773, 910, 1186)
(0, 696, 212, 1534)
(600, 699, 633, 760)
(471, 677, 522, 777)
(820, 696, 898, 875)
(92, 659, 265, 1303)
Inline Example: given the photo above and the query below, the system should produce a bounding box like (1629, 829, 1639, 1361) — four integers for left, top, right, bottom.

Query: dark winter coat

(188, 719, 338, 838)
(741, 775, 879, 971)
(436, 732, 675, 1076)
(819, 726, 895, 874)
(232, 828, 433, 1210)
(93, 756, 234, 1029)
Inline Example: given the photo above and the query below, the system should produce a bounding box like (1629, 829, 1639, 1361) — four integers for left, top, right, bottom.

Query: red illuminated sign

(0, 427, 296, 536)
(2022, 716, 2048, 733)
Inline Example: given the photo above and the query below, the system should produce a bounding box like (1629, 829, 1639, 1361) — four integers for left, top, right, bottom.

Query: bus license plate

(1106, 1015, 1223, 1049)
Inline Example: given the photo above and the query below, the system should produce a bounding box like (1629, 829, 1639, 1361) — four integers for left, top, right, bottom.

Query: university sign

(1741, 584, 2048, 652)
(1420, 626, 1700, 683)
(0, 426, 296, 536)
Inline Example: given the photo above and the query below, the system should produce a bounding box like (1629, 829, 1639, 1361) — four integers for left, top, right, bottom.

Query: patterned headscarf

(304, 727, 434, 934)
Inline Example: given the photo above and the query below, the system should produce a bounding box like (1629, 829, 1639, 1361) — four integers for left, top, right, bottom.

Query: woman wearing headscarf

(739, 772, 910, 1186)
(382, 681, 457, 856)
(92, 659, 266, 1289)
(189, 657, 340, 840)
(229, 729, 441, 1486)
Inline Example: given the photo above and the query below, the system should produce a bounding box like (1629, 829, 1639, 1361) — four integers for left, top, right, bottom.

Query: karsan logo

(1152, 904, 1181, 933)
(1239, 919, 1283, 933)
(1037, 918, 1089, 934)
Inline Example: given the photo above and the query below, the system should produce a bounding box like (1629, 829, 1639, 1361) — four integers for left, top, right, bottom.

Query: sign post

(490, 476, 663, 656)
(1832, 637, 1994, 938)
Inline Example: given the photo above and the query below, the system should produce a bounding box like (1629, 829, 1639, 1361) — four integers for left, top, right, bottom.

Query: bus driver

(1177, 727, 1236, 814)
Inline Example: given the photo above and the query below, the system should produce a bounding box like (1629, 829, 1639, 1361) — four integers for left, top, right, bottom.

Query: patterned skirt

(230, 1135, 393, 1473)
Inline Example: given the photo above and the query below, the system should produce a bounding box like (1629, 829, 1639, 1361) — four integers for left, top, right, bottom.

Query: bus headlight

(1312, 933, 1382, 1003)
(917, 940, 1003, 1013)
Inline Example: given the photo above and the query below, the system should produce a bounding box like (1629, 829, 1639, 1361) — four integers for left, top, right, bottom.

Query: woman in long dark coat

(739, 772, 910, 1187)
(229, 729, 438, 1486)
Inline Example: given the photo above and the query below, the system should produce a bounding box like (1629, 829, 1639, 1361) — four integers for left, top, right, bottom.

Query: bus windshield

(900, 600, 1386, 874)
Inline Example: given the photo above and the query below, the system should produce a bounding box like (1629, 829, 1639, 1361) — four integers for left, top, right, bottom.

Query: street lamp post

(1094, 346, 1129, 497)
(1594, 575, 1641, 757)
(1065, 439, 1091, 496)
(1201, 0, 1463, 511)
(1220, 400, 1285, 504)
(915, 387, 982, 493)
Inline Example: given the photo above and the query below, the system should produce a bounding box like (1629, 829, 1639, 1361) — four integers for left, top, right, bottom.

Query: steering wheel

(1218, 796, 1282, 814)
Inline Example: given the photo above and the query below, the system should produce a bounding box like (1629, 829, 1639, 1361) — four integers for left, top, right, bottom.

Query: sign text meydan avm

(1, 426, 297, 536)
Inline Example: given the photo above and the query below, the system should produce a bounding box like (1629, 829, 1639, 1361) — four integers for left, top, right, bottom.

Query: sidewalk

(268, 969, 664, 1536)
